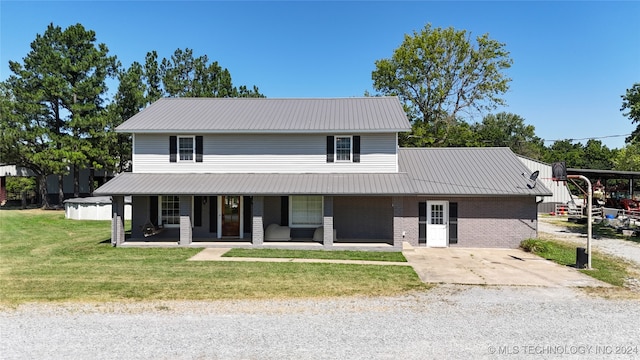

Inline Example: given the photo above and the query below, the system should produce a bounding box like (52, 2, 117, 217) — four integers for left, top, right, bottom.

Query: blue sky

(1, 1, 639, 149)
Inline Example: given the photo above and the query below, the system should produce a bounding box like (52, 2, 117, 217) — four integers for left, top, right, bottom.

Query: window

(290, 195, 323, 227)
(335, 136, 351, 161)
(161, 196, 180, 226)
(327, 135, 360, 163)
(178, 136, 194, 161)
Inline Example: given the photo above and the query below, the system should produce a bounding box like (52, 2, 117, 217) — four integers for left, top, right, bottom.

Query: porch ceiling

(93, 172, 417, 196)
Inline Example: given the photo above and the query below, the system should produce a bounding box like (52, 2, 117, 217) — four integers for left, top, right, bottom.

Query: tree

(1, 23, 117, 205)
(157, 48, 264, 98)
(622, 83, 640, 143)
(614, 142, 640, 171)
(582, 139, 616, 170)
(372, 24, 512, 146)
(472, 112, 545, 159)
(542, 140, 586, 169)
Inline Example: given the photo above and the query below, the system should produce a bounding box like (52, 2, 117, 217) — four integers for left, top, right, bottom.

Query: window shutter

(169, 136, 177, 162)
(353, 135, 361, 163)
(449, 202, 458, 244)
(194, 196, 202, 226)
(280, 196, 289, 226)
(326, 136, 334, 163)
(150, 196, 159, 226)
(195, 136, 203, 162)
(209, 196, 217, 233)
(418, 202, 426, 245)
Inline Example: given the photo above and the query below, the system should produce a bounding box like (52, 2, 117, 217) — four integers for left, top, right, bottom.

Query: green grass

(223, 248, 407, 262)
(0, 210, 426, 304)
(520, 239, 630, 286)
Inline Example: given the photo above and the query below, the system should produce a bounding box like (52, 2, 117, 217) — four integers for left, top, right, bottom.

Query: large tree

(472, 112, 544, 159)
(614, 142, 640, 171)
(372, 24, 512, 146)
(2, 23, 118, 204)
(622, 83, 640, 143)
(157, 48, 264, 98)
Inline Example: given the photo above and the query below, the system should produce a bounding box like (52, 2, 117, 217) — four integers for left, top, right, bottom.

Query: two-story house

(94, 97, 550, 249)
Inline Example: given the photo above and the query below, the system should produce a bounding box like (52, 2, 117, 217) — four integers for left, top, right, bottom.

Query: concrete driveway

(402, 247, 609, 287)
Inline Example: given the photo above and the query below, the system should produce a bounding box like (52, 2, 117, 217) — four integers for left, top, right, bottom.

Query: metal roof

(94, 148, 550, 197)
(116, 97, 411, 133)
(398, 147, 552, 196)
(93, 172, 417, 196)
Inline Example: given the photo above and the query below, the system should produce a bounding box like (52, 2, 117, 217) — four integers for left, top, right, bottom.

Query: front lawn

(223, 248, 407, 262)
(521, 238, 630, 286)
(0, 210, 426, 304)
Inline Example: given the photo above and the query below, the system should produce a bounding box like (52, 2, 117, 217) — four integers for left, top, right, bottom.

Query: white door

(427, 201, 448, 247)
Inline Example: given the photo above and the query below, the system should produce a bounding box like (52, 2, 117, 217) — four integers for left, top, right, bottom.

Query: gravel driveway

(538, 217, 640, 267)
(2, 286, 640, 360)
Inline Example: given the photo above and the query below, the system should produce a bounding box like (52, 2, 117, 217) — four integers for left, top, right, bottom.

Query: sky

(1, 1, 639, 149)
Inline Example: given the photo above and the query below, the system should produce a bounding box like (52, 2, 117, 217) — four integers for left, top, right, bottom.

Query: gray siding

(133, 133, 398, 173)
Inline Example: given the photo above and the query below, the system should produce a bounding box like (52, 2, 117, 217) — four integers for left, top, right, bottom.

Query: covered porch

(97, 172, 414, 250)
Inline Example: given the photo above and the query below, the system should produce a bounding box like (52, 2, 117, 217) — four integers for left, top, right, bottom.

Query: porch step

(402, 241, 415, 252)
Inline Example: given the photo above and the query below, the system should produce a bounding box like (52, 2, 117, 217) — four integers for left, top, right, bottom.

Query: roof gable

(116, 97, 411, 133)
(399, 147, 552, 196)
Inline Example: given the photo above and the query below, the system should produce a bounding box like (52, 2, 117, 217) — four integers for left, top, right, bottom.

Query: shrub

(520, 238, 550, 253)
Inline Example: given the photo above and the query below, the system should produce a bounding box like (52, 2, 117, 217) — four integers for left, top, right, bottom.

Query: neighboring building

(95, 97, 550, 249)
(517, 156, 573, 213)
(0, 164, 114, 206)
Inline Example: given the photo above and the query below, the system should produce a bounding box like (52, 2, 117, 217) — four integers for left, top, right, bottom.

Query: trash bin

(576, 247, 588, 269)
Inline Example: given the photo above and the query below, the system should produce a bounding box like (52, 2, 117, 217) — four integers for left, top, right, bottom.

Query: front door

(221, 196, 241, 236)
(426, 201, 448, 247)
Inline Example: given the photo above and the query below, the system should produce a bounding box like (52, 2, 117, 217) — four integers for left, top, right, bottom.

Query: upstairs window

(170, 136, 203, 163)
(335, 136, 351, 161)
(326, 135, 360, 163)
(179, 136, 194, 161)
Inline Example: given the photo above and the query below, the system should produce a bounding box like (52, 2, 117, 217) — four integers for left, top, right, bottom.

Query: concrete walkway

(188, 246, 609, 287)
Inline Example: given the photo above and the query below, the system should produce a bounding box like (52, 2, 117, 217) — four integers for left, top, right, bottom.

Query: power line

(542, 133, 631, 143)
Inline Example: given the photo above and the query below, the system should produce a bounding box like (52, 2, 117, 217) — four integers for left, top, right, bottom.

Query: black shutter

(194, 196, 202, 227)
(280, 196, 289, 226)
(150, 196, 159, 226)
(418, 202, 426, 245)
(195, 136, 203, 163)
(326, 136, 334, 163)
(169, 136, 177, 162)
(243, 197, 252, 233)
(449, 202, 458, 244)
(353, 135, 360, 163)
(209, 196, 217, 233)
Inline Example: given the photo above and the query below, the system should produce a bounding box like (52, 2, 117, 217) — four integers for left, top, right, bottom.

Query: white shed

(64, 196, 132, 221)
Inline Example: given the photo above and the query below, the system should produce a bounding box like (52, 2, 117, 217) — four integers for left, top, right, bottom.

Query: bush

(520, 239, 550, 253)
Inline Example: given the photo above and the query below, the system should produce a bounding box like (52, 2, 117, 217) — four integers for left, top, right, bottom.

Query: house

(94, 97, 551, 249)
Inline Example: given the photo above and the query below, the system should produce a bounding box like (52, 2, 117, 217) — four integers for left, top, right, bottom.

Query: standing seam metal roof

(398, 147, 552, 196)
(116, 97, 412, 133)
(94, 148, 551, 197)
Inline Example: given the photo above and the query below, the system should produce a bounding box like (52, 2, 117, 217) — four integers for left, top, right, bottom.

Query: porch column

(179, 196, 192, 245)
(252, 196, 264, 246)
(111, 195, 125, 246)
(392, 196, 404, 249)
(323, 196, 334, 249)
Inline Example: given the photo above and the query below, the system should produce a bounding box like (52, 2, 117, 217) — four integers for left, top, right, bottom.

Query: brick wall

(400, 196, 538, 248)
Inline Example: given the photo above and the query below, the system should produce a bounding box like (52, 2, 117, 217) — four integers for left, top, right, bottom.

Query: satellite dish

(525, 170, 539, 189)
(530, 170, 539, 181)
